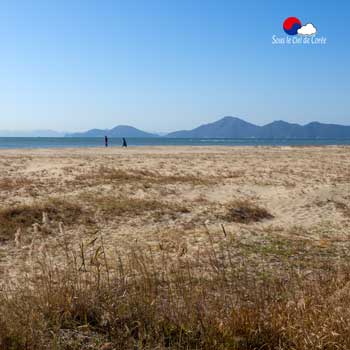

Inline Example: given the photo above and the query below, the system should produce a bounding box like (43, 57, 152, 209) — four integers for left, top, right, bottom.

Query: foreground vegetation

(1, 226, 350, 350)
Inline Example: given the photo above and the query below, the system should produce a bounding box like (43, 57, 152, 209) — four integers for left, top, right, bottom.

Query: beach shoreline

(0, 143, 349, 154)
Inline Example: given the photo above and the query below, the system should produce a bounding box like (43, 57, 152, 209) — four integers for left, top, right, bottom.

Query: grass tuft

(74, 166, 212, 187)
(0, 177, 33, 191)
(80, 193, 190, 222)
(223, 200, 274, 223)
(0, 198, 87, 241)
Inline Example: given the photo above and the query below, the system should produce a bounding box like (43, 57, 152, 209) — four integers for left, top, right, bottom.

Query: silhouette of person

(122, 137, 127, 148)
(105, 136, 108, 147)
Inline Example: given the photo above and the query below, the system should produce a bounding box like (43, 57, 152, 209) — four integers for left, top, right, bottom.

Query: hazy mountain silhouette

(166, 117, 350, 138)
(64, 117, 350, 139)
(167, 117, 260, 138)
(66, 125, 157, 138)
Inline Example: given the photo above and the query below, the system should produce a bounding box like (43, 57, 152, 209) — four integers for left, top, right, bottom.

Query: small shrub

(80, 193, 189, 221)
(0, 198, 87, 241)
(223, 200, 274, 223)
(334, 201, 350, 218)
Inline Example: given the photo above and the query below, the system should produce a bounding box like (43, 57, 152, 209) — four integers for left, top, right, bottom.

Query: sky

(0, 0, 349, 132)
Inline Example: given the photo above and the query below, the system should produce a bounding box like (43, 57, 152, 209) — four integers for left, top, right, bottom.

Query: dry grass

(1, 234, 350, 349)
(223, 200, 274, 223)
(315, 200, 350, 218)
(0, 177, 33, 191)
(334, 201, 350, 218)
(0, 198, 89, 241)
(80, 193, 190, 221)
(73, 166, 212, 187)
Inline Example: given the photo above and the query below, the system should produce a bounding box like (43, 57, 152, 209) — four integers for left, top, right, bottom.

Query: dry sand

(0, 145, 349, 280)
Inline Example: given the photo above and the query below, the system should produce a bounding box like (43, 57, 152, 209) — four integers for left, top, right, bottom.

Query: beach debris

(14, 228, 22, 248)
(28, 223, 40, 260)
(297, 297, 306, 310)
(100, 343, 114, 350)
(29, 236, 36, 260)
(59, 221, 65, 236)
(42, 211, 49, 226)
(177, 242, 187, 257)
(33, 223, 40, 236)
(39, 241, 47, 255)
(221, 224, 227, 238)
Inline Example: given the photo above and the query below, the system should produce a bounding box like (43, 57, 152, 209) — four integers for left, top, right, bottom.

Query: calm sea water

(0, 137, 350, 149)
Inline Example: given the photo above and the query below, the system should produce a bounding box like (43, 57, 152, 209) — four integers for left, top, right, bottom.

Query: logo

(283, 17, 302, 35)
(272, 17, 326, 45)
(283, 17, 317, 36)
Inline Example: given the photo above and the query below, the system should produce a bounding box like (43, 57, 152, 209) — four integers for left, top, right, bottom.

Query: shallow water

(0, 137, 350, 149)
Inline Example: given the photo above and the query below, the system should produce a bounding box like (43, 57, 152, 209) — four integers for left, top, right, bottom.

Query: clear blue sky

(0, 0, 349, 132)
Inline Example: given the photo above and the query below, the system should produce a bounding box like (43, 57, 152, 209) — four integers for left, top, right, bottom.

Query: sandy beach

(1, 145, 350, 348)
(0, 145, 349, 278)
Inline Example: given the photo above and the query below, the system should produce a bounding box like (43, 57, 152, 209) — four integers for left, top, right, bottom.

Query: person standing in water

(122, 137, 127, 148)
(105, 135, 108, 147)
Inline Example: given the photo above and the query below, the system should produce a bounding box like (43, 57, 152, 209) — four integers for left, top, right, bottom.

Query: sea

(0, 137, 350, 149)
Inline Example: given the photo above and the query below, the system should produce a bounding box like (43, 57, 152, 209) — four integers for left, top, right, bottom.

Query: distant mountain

(44, 117, 350, 139)
(166, 117, 350, 139)
(167, 117, 260, 138)
(0, 130, 65, 137)
(66, 125, 157, 138)
(259, 121, 305, 138)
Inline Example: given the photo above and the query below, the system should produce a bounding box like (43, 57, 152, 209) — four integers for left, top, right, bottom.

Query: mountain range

(66, 125, 157, 138)
(66, 117, 350, 139)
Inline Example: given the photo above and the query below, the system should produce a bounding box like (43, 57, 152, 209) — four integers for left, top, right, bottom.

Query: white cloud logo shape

(297, 23, 317, 35)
